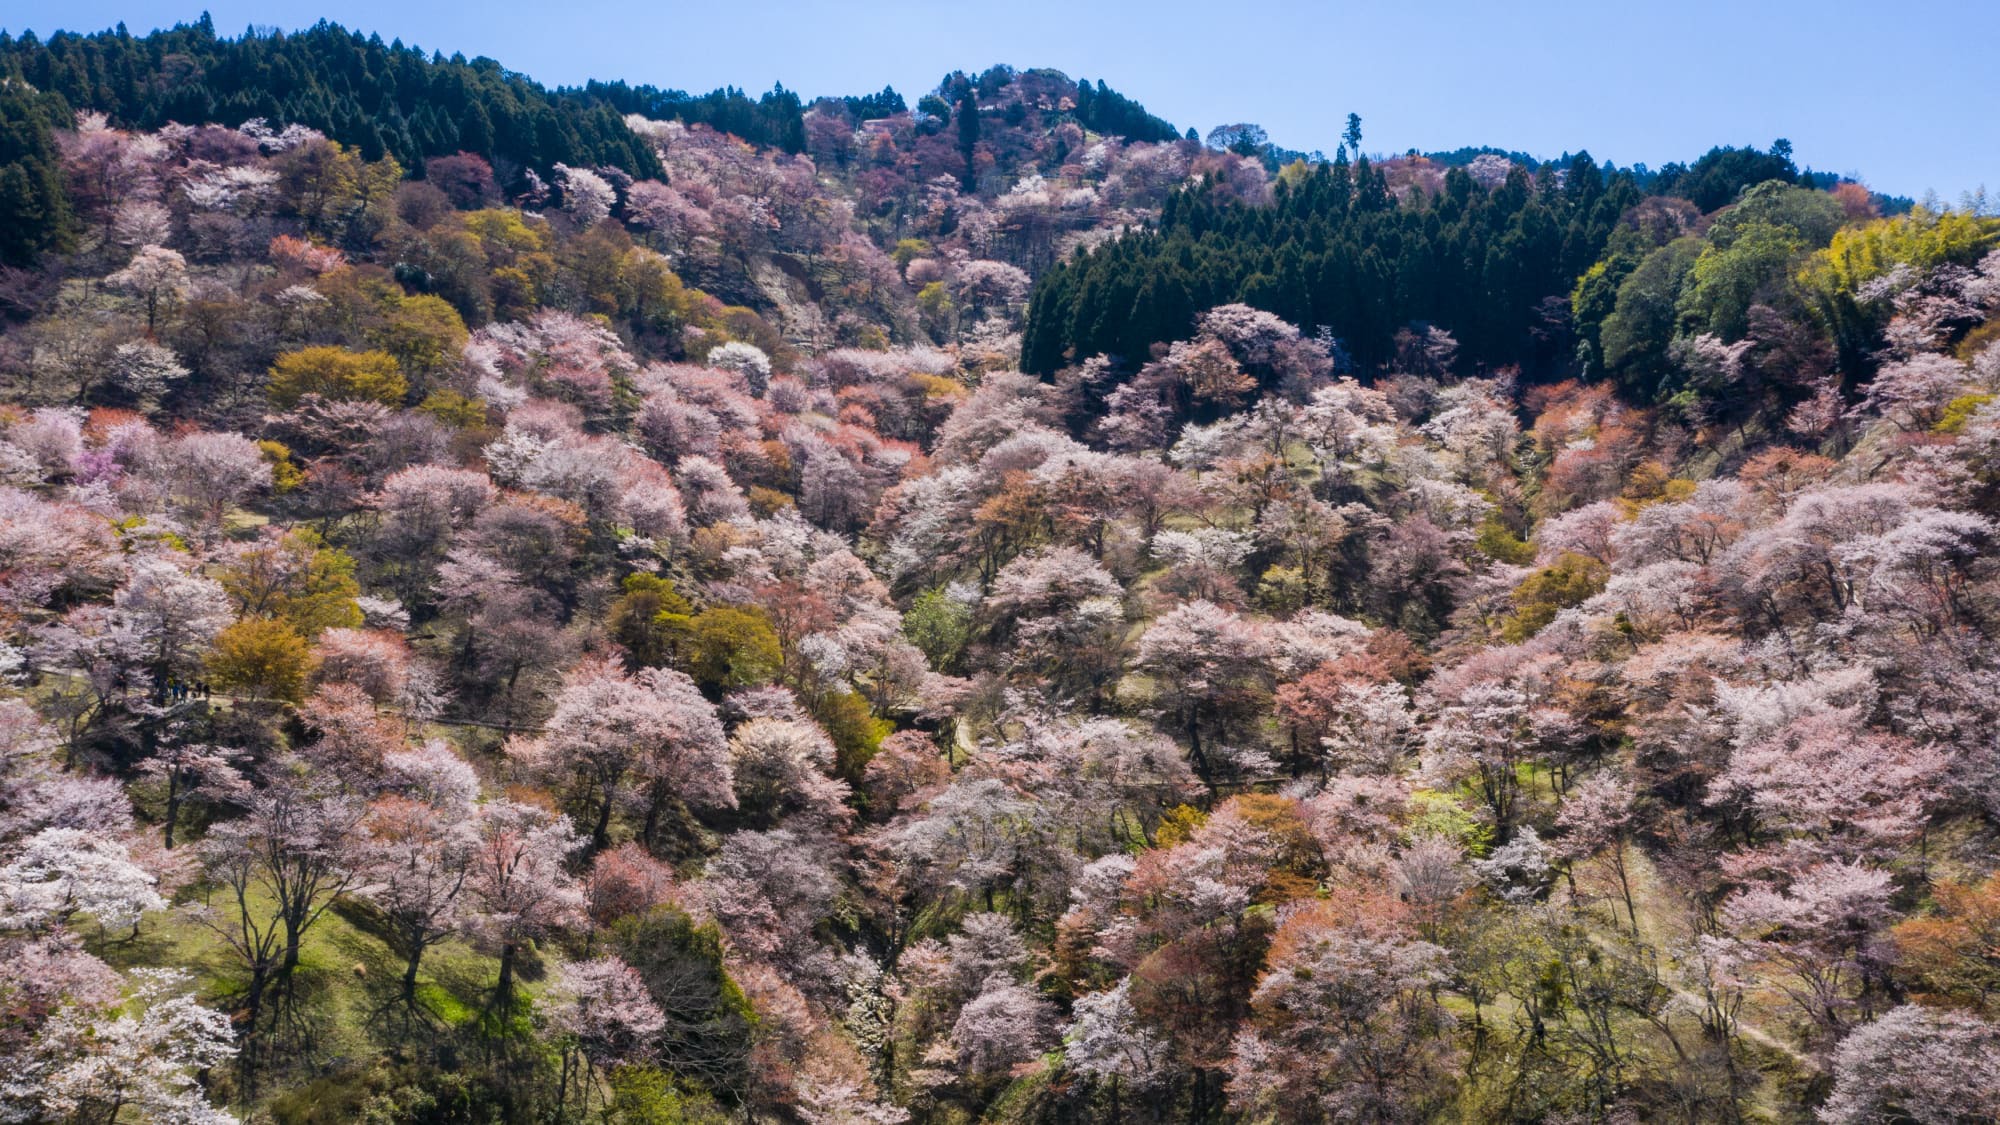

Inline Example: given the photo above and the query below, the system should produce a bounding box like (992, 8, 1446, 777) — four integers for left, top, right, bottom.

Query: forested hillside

(2, 17, 1999, 1125)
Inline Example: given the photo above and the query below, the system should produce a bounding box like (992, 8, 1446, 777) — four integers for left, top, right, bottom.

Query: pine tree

(0, 78, 73, 267)
(956, 88, 981, 194)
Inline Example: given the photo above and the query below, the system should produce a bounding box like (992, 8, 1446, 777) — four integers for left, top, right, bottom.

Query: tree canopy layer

(0, 17, 662, 177)
(1023, 152, 1639, 376)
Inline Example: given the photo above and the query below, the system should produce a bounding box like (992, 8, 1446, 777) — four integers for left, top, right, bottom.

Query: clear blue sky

(8, 0, 1997, 201)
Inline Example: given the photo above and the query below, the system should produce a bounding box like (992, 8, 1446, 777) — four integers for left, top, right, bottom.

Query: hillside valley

(0, 17, 1998, 1125)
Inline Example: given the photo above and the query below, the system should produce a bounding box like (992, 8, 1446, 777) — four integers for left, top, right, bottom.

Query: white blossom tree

(0, 827, 165, 934)
(1, 967, 235, 1125)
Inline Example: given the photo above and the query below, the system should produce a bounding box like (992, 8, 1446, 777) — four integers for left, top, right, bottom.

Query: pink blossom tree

(4, 967, 235, 1125)
(1134, 600, 1270, 778)
(1554, 773, 1641, 934)
(1706, 709, 1946, 863)
(359, 792, 480, 1012)
(1723, 861, 1895, 1048)
(953, 977, 1056, 1080)
(1856, 353, 1968, 431)
(540, 955, 667, 1112)
(0, 827, 165, 935)
(513, 657, 733, 851)
(465, 800, 587, 1013)
(1821, 1004, 2000, 1124)
(196, 764, 366, 1047)
(1225, 900, 1458, 1124)
(113, 554, 232, 685)
(1062, 978, 1170, 1106)
(726, 717, 852, 830)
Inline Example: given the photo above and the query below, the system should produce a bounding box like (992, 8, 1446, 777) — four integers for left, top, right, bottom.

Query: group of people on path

(157, 679, 213, 704)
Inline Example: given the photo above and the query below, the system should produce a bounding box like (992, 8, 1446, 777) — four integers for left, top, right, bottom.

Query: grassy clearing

(90, 874, 516, 1111)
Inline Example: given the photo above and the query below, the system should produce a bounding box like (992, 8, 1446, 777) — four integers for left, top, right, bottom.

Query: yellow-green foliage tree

(268, 345, 408, 408)
(1502, 552, 1609, 642)
(370, 292, 469, 384)
(1476, 515, 1537, 565)
(1799, 207, 2000, 368)
(1801, 207, 2000, 300)
(685, 606, 783, 691)
(275, 138, 401, 242)
(208, 617, 315, 704)
(417, 390, 491, 431)
(258, 441, 305, 494)
(607, 573, 695, 669)
(813, 689, 894, 781)
(217, 529, 364, 638)
(610, 579, 785, 690)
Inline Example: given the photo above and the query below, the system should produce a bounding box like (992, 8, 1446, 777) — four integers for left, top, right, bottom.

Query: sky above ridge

(8, 0, 1997, 202)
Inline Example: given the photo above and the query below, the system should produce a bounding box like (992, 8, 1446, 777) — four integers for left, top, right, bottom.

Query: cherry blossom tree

(1390, 836, 1470, 944)
(1226, 900, 1457, 1124)
(953, 977, 1056, 1080)
(585, 842, 683, 926)
(707, 341, 773, 397)
(295, 683, 404, 781)
(1134, 600, 1270, 777)
(1, 967, 235, 1125)
(699, 827, 843, 968)
(1855, 507, 1996, 634)
(1856, 353, 1968, 431)
(882, 777, 1038, 913)
(1715, 483, 1916, 626)
(108, 340, 188, 406)
(986, 547, 1122, 640)
(196, 762, 365, 1051)
(104, 244, 187, 334)
(861, 732, 952, 818)
(556, 164, 617, 227)
(0, 488, 121, 613)
(162, 430, 270, 532)
(1554, 773, 1641, 934)
(1613, 480, 1748, 566)
(1063, 978, 1170, 1105)
(314, 627, 442, 716)
(1706, 709, 1946, 862)
(1536, 500, 1624, 566)
(1820, 1004, 2000, 1124)
(136, 740, 245, 849)
(1723, 860, 1894, 1046)
(0, 827, 165, 934)
(727, 717, 852, 829)
(369, 464, 494, 604)
(1421, 682, 1532, 838)
(380, 738, 480, 809)
(513, 657, 733, 851)
(113, 554, 232, 684)
(0, 704, 138, 839)
(0, 930, 121, 1060)
(359, 792, 479, 1011)
(540, 954, 667, 1112)
(465, 800, 587, 1013)
(1281, 675, 1415, 777)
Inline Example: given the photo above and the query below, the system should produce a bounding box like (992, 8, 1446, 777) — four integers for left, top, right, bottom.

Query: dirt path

(1574, 846, 1811, 1067)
